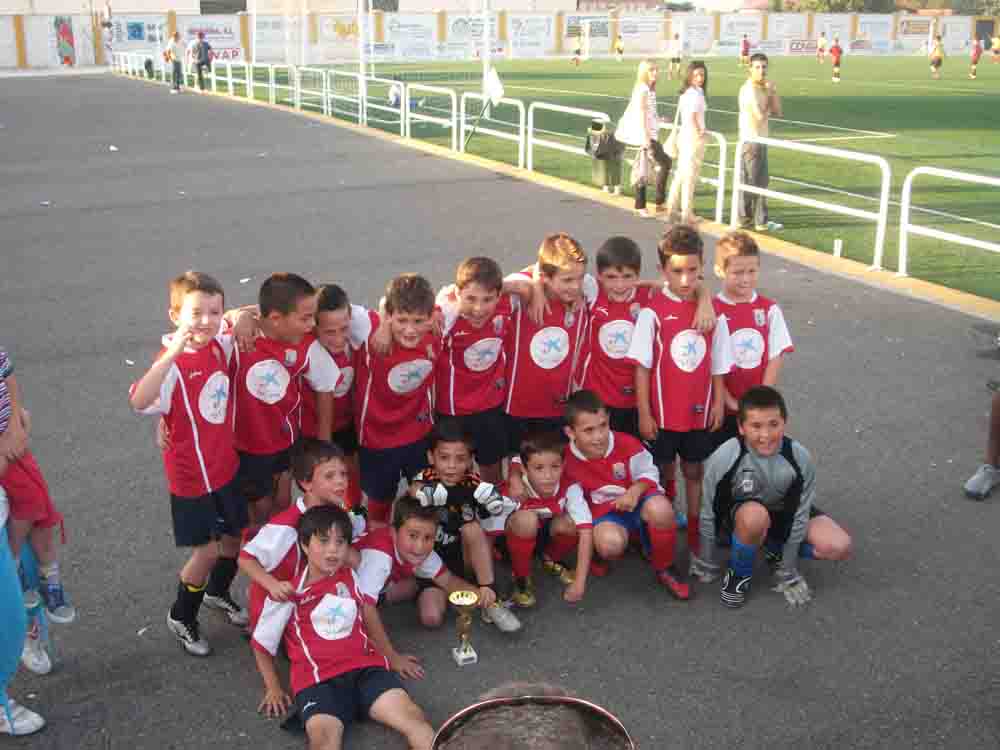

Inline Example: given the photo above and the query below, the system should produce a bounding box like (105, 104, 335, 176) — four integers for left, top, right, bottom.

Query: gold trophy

(448, 590, 480, 667)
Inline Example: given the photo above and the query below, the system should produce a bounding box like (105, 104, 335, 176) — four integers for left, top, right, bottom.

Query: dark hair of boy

(737, 385, 788, 423)
(456, 257, 503, 293)
(657, 225, 704, 267)
(564, 389, 606, 427)
(297, 504, 353, 548)
(169, 270, 225, 313)
(384, 273, 435, 316)
(260, 273, 316, 317)
(392, 493, 441, 529)
(595, 236, 642, 274)
(518, 431, 566, 465)
(316, 284, 350, 314)
(750, 52, 768, 65)
(429, 417, 475, 452)
(715, 230, 759, 269)
(290, 438, 345, 486)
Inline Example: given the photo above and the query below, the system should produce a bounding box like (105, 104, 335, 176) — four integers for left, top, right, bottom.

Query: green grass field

(208, 55, 1000, 300)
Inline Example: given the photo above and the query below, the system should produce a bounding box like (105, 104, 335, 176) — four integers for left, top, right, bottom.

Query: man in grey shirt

(690, 386, 851, 608)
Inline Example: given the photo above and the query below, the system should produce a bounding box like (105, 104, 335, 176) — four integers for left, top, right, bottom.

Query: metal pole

(481, 0, 490, 119)
(357, 0, 367, 125)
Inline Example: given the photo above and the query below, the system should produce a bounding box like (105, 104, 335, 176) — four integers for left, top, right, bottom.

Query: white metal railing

(328, 70, 363, 123)
(405, 84, 458, 151)
(364, 77, 405, 136)
(270, 64, 295, 106)
(658, 124, 728, 224)
(898, 166, 1000, 278)
(298, 67, 328, 114)
(527, 102, 609, 172)
(461, 93, 526, 169)
(730, 136, 892, 270)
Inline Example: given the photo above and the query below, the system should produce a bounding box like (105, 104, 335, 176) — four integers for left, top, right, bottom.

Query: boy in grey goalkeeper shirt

(689, 386, 852, 608)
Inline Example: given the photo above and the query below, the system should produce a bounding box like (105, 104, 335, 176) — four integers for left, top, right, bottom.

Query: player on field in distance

(929, 35, 944, 80)
(666, 32, 682, 80)
(816, 31, 827, 63)
(969, 38, 982, 79)
(830, 37, 843, 83)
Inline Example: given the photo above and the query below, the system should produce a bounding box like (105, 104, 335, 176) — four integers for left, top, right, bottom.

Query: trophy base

(452, 645, 478, 667)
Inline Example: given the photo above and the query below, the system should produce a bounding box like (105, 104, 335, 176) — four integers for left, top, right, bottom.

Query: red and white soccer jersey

(503, 269, 595, 419)
(132, 332, 239, 498)
(251, 566, 388, 697)
(712, 292, 793, 413)
(562, 431, 662, 521)
(232, 333, 340, 455)
(351, 310, 440, 451)
(435, 290, 513, 416)
(301, 346, 355, 438)
(625, 290, 733, 432)
(355, 526, 446, 602)
(508, 476, 592, 529)
(577, 286, 654, 409)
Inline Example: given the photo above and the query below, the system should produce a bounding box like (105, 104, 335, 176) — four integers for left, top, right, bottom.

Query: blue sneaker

(17, 562, 41, 610)
(40, 582, 76, 624)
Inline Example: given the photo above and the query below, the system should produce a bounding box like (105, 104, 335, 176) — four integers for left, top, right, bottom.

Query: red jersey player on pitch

(830, 37, 843, 82)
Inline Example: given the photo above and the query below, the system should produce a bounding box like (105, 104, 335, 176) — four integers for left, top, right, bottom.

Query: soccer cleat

(964, 464, 1000, 501)
(40, 582, 76, 624)
(166, 613, 211, 657)
(542, 558, 575, 585)
(656, 566, 691, 600)
(203, 593, 250, 627)
(511, 576, 537, 608)
(481, 601, 522, 633)
(720, 567, 752, 608)
(0, 699, 46, 736)
(20, 620, 52, 676)
(18, 562, 42, 610)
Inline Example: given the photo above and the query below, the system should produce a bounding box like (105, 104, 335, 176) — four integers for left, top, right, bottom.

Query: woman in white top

(665, 61, 708, 226)
(620, 59, 671, 217)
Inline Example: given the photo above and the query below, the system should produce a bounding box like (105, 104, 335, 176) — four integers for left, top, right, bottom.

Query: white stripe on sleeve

(767, 304, 794, 359)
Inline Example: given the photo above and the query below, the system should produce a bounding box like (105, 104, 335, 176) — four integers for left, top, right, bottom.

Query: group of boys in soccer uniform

(128, 226, 853, 750)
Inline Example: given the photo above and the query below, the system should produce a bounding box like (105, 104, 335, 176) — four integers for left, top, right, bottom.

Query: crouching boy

(251, 505, 434, 750)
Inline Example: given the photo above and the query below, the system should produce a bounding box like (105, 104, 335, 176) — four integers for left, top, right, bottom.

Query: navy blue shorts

(440, 407, 508, 467)
(649, 429, 715, 465)
(294, 667, 403, 728)
(170, 476, 248, 547)
(237, 448, 290, 503)
(592, 491, 661, 553)
(359, 438, 429, 502)
(332, 425, 359, 456)
(710, 414, 740, 454)
(607, 406, 640, 440)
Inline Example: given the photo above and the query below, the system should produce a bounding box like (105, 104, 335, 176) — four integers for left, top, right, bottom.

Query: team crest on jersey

(612, 462, 626, 481)
(310, 590, 357, 641)
(246, 360, 291, 405)
(669, 330, 707, 373)
(629, 302, 641, 321)
(387, 359, 433, 395)
(529, 327, 570, 370)
(284, 349, 298, 367)
(334, 366, 355, 398)
(198, 372, 230, 424)
(463, 337, 502, 372)
(732, 328, 765, 371)
(598, 320, 634, 360)
(754, 308, 766, 327)
(493, 316, 504, 335)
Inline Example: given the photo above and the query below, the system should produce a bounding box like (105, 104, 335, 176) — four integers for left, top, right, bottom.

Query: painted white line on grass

(706, 68, 996, 97)
(790, 134, 897, 143)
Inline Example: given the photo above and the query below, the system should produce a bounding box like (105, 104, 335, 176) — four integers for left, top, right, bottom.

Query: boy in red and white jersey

(239, 439, 363, 631)
(830, 38, 843, 82)
(351, 274, 440, 526)
(503, 431, 592, 607)
(502, 233, 593, 455)
(626, 226, 732, 558)
(560, 390, 689, 599)
(435, 257, 514, 485)
(301, 284, 365, 507)
(251, 506, 435, 749)
(130, 271, 253, 656)
(710, 231, 793, 449)
(232, 273, 340, 526)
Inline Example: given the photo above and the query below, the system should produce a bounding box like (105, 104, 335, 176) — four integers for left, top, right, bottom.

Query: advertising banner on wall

(856, 14, 892, 42)
(316, 14, 359, 62)
(508, 14, 553, 58)
(253, 15, 286, 63)
(768, 13, 807, 41)
(109, 15, 166, 54)
(52, 16, 75, 65)
(178, 16, 242, 61)
(720, 13, 762, 44)
(939, 16, 972, 52)
(787, 38, 818, 55)
(674, 14, 713, 55)
(386, 14, 437, 60)
(814, 13, 851, 44)
(619, 16, 661, 53)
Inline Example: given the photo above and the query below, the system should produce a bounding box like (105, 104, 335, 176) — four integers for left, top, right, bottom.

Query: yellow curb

(116, 72, 1000, 323)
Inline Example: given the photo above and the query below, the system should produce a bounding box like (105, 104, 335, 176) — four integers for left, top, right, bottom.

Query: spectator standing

(737, 53, 782, 232)
(167, 31, 184, 93)
(193, 32, 212, 91)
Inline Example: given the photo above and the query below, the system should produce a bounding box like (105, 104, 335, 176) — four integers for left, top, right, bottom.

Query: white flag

(485, 66, 505, 106)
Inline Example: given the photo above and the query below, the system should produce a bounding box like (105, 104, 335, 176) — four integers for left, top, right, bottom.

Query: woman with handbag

(665, 61, 709, 226)
(617, 60, 671, 218)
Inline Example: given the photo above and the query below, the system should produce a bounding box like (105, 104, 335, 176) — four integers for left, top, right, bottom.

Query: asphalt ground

(2, 74, 999, 750)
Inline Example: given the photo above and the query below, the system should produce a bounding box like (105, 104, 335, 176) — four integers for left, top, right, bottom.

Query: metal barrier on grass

(527, 102, 609, 173)
(365, 76, 405, 136)
(898, 167, 1000, 278)
(730, 136, 892, 270)
(405, 84, 458, 151)
(328, 70, 363, 123)
(298, 67, 328, 114)
(270, 64, 295, 106)
(460, 93, 526, 169)
(657, 124, 728, 224)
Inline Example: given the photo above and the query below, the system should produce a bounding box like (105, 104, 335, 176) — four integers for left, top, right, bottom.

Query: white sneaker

(481, 601, 522, 633)
(203, 593, 249, 627)
(20, 621, 52, 675)
(964, 464, 1000, 500)
(166, 613, 211, 657)
(0, 698, 45, 736)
